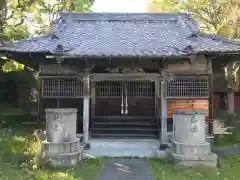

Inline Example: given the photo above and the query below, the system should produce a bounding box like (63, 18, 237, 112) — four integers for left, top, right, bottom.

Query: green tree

(29, 0, 94, 34)
(147, 0, 180, 12)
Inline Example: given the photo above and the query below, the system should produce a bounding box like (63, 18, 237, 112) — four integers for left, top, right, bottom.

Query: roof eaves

(198, 50, 240, 55)
(0, 47, 51, 54)
(200, 33, 240, 45)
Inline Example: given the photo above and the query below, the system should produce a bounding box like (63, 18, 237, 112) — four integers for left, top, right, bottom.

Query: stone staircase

(91, 117, 160, 139)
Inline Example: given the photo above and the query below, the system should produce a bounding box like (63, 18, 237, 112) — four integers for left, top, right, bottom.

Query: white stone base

(41, 138, 83, 167)
(42, 138, 81, 156)
(168, 140, 218, 168)
(171, 140, 211, 157)
(169, 151, 218, 168)
(49, 147, 84, 167)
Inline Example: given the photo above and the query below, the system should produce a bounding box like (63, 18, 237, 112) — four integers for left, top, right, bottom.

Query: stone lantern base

(168, 140, 218, 168)
(41, 108, 84, 167)
(42, 138, 84, 167)
(169, 110, 218, 168)
(49, 148, 83, 167)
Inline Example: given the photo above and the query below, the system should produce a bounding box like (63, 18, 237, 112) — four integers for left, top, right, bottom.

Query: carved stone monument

(41, 108, 83, 167)
(168, 110, 217, 167)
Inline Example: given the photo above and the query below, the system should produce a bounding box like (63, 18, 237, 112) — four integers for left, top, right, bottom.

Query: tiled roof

(0, 12, 239, 57)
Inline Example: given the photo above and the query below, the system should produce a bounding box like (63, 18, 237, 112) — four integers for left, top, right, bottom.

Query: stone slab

(98, 159, 153, 180)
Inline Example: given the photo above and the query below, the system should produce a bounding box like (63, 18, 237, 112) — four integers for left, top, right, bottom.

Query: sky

(92, 0, 150, 12)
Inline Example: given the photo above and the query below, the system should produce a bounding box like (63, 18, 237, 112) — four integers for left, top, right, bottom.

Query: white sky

(92, 0, 150, 12)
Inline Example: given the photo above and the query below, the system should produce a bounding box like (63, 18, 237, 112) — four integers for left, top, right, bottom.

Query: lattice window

(96, 81, 121, 97)
(127, 81, 154, 97)
(41, 77, 83, 98)
(167, 76, 208, 98)
(96, 81, 154, 97)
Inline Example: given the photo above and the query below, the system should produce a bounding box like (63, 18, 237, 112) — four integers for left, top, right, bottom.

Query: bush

(0, 104, 43, 129)
(214, 109, 240, 147)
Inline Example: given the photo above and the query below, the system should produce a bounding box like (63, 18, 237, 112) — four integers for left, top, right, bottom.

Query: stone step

(92, 121, 157, 127)
(91, 117, 159, 139)
(92, 127, 158, 133)
(91, 133, 158, 139)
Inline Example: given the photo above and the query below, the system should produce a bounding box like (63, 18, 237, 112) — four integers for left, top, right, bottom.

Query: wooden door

(94, 80, 155, 118)
(125, 81, 155, 117)
(95, 81, 122, 116)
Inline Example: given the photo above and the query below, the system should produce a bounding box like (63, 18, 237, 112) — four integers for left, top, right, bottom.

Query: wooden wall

(39, 64, 80, 74)
(165, 99, 209, 118)
(164, 55, 209, 73)
(162, 55, 210, 119)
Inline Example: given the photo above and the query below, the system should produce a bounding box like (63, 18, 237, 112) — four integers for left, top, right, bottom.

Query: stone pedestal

(42, 108, 83, 167)
(168, 111, 217, 168)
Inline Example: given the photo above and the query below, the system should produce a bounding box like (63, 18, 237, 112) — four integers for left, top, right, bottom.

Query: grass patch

(0, 127, 102, 180)
(1, 105, 240, 180)
(1, 127, 240, 180)
(149, 157, 240, 180)
(214, 133, 240, 147)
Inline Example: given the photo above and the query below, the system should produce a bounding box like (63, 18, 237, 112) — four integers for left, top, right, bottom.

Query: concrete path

(86, 139, 167, 158)
(98, 159, 153, 180)
(212, 147, 240, 156)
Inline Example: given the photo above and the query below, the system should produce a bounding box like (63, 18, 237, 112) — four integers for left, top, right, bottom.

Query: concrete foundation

(85, 139, 168, 158)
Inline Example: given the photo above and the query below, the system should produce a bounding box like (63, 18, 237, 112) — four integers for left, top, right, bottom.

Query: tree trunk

(227, 89, 235, 114)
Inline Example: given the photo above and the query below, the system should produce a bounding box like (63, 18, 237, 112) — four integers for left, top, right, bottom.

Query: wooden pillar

(37, 77, 42, 121)
(160, 79, 168, 149)
(91, 82, 96, 117)
(207, 57, 214, 136)
(90, 81, 96, 136)
(83, 74, 90, 149)
(155, 80, 161, 139)
(208, 75, 214, 136)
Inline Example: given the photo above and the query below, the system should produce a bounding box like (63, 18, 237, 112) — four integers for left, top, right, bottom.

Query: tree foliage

(0, 0, 93, 72)
(147, 0, 180, 12)
(147, 0, 240, 37)
(179, 0, 239, 37)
